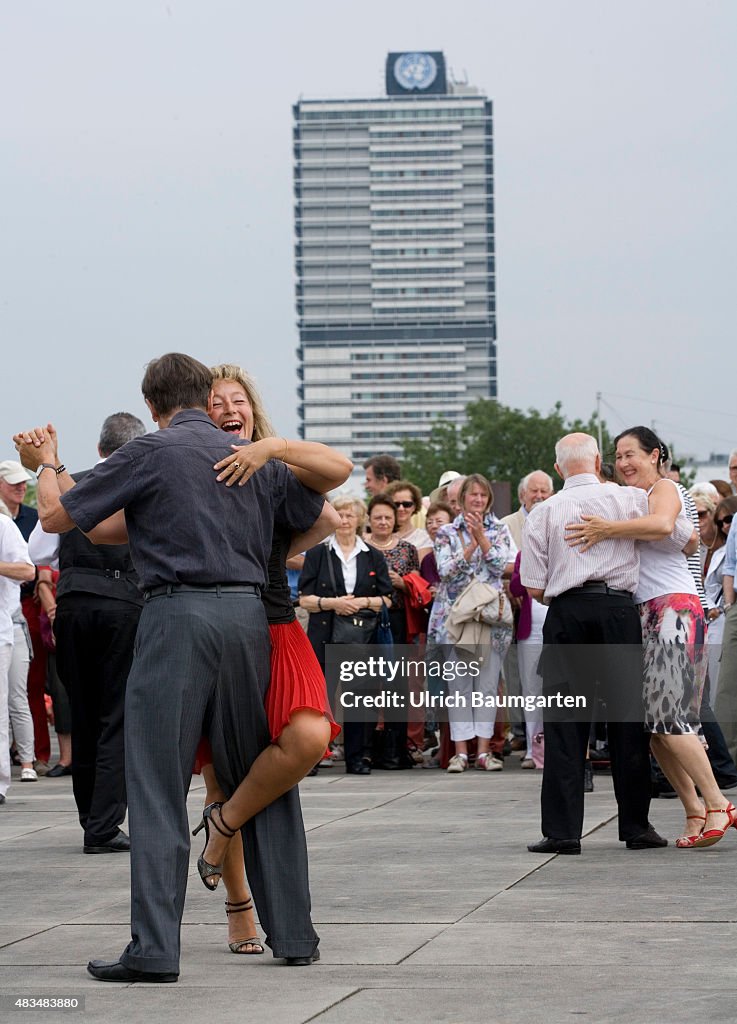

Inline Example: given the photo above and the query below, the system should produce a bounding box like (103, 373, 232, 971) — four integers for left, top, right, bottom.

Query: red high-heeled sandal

(675, 814, 706, 849)
(691, 803, 736, 849)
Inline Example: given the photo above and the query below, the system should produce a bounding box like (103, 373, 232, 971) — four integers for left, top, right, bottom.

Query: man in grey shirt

(16, 353, 328, 981)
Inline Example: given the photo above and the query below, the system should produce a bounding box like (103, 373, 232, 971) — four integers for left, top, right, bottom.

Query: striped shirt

(679, 485, 707, 611)
(521, 474, 648, 599)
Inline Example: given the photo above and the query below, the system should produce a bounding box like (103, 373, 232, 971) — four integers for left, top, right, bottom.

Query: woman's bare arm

(214, 437, 353, 492)
(565, 480, 690, 550)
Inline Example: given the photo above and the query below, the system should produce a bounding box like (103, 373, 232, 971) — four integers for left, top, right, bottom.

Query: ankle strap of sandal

(209, 804, 237, 838)
(225, 899, 253, 915)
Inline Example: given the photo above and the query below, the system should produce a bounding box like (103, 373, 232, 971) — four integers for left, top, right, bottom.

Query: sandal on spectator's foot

(225, 899, 264, 954)
(192, 802, 237, 891)
(675, 814, 706, 849)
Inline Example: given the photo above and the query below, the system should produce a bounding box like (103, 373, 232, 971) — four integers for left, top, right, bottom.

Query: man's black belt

(562, 581, 633, 599)
(68, 566, 136, 582)
(143, 583, 261, 601)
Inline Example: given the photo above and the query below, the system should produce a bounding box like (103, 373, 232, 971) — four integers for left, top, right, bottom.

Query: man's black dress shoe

(46, 763, 72, 778)
(284, 949, 320, 966)
(87, 959, 178, 983)
(527, 837, 581, 855)
(626, 826, 668, 850)
(84, 830, 130, 855)
(346, 760, 371, 775)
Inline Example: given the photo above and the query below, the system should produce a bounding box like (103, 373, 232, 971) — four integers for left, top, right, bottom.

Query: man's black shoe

(527, 837, 581, 855)
(626, 826, 668, 850)
(46, 763, 72, 778)
(87, 959, 178, 983)
(284, 949, 320, 966)
(346, 760, 371, 775)
(84, 830, 130, 855)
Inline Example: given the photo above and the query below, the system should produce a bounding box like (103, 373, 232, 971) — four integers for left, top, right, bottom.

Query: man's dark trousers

(120, 590, 318, 976)
(54, 594, 140, 845)
(540, 592, 652, 842)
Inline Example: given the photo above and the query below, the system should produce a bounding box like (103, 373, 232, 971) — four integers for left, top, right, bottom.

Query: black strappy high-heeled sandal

(225, 899, 264, 954)
(191, 802, 237, 891)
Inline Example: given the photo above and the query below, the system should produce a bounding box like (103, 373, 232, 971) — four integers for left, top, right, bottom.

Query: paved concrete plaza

(2, 757, 736, 1024)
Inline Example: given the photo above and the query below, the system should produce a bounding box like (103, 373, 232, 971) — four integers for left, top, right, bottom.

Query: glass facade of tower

(294, 59, 495, 463)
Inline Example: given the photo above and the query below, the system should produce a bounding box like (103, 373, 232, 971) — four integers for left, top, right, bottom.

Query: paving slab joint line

(394, 927, 447, 965)
(306, 783, 442, 833)
(0, 924, 63, 951)
(0, 823, 64, 844)
(444, 809, 621, 925)
(504, 810, 619, 888)
(301, 987, 363, 1023)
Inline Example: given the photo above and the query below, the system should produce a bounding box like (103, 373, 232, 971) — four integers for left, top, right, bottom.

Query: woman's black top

(260, 524, 295, 625)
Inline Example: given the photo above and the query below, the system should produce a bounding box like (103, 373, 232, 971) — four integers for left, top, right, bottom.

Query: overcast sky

(2, 0, 735, 471)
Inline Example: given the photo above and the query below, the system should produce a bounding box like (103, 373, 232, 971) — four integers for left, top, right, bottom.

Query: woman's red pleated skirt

(193, 619, 339, 773)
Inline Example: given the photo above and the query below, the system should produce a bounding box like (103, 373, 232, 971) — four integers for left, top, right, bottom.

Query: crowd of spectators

(2, 442, 737, 831)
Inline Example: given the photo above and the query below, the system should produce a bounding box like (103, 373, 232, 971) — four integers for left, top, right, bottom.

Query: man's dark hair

(670, 463, 681, 474)
(141, 353, 213, 416)
(363, 454, 401, 484)
(98, 412, 147, 458)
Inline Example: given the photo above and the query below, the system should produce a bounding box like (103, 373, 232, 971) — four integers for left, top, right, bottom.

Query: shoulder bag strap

(324, 543, 339, 596)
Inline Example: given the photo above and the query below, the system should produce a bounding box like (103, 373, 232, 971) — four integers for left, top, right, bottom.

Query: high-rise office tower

(294, 52, 495, 464)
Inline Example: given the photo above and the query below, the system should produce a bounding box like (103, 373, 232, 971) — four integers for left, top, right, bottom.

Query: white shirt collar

(562, 473, 601, 489)
(329, 534, 368, 563)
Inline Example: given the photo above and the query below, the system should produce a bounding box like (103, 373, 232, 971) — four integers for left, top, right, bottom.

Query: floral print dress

(428, 512, 516, 653)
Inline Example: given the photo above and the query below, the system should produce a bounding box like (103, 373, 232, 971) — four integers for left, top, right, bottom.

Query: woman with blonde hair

(191, 363, 347, 959)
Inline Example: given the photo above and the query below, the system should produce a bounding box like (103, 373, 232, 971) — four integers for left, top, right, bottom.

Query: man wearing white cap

(0, 461, 37, 541)
(429, 470, 462, 505)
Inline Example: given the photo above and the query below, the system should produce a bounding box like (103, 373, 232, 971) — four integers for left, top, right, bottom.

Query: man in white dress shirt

(521, 434, 665, 854)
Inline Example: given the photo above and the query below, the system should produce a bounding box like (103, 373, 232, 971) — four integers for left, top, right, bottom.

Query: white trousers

(447, 646, 504, 742)
(518, 602, 547, 758)
(8, 622, 34, 763)
(0, 643, 13, 797)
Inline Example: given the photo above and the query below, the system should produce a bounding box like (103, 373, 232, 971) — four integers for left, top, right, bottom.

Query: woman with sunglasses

(385, 480, 431, 561)
(704, 496, 737, 705)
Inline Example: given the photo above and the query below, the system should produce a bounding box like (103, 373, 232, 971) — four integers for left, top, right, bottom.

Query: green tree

(401, 421, 465, 495)
(400, 399, 614, 497)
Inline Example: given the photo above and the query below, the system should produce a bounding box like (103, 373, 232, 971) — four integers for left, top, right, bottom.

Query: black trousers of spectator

(54, 594, 140, 845)
(701, 683, 737, 788)
(540, 591, 652, 843)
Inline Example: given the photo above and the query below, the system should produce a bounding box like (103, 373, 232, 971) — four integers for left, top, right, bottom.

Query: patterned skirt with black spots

(639, 593, 706, 735)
